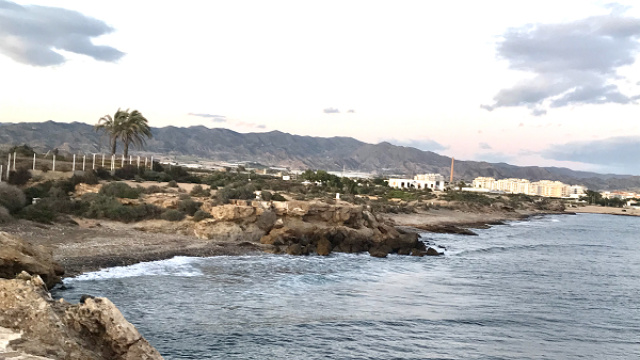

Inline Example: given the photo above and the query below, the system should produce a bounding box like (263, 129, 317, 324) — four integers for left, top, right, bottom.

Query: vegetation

(0, 183, 27, 213)
(99, 182, 143, 199)
(95, 108, 152, 157)
(161, 209, 186, 221)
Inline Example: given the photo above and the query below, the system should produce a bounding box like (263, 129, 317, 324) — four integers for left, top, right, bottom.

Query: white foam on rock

(66, 256, 204, 283)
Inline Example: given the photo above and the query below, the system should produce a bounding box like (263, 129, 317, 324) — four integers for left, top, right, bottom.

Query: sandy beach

(567, 205, 640, 217)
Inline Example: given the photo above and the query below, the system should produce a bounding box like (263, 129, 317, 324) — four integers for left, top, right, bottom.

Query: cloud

(389, 138, 448, 152)
(483, 8, 640, 115)
(323, 107, 340, 114)
(541, 136, 640, 173)
(188, 112, 266, 129)
(0, 0, 124, 66)
(479, 142, 492, 150)
(347, 109, 355, 113)
(188, 113, 227, 123)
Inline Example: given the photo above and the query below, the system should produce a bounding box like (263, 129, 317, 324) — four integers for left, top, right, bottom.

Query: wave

(65, 256, 204, 282)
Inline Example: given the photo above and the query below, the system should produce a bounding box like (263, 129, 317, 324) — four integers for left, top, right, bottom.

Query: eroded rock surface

(0, 232, 64, 288)
(0, 273, 163, 360)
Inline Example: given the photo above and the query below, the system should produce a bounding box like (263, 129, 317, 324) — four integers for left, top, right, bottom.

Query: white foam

(65, 256, 204, 283)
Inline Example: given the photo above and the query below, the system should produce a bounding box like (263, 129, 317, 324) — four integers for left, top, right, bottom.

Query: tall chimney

(450, 157, 455, 183)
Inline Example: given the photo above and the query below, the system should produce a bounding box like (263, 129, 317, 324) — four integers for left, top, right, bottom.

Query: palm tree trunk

(123, 140, 129, 159)
(110, 137, 117, 156)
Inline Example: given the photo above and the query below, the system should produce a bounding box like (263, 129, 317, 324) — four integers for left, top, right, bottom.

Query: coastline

(567, 205, 640, 217)
(1, 207, 567, 279)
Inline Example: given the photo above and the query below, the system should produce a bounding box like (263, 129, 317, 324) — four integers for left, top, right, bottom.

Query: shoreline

(566, 205, 640, 217)
(1, 208, 569, 280)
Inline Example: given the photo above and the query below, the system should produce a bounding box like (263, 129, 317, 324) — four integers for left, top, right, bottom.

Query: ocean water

(55, 214, 640, 359)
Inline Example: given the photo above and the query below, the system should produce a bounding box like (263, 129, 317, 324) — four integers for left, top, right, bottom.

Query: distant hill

(1, 121, 639, 191)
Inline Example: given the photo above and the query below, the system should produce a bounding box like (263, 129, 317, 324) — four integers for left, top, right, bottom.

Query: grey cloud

(0, 0, 124, 66)
(188, 113, 227, 123)
(391, 139, 448, 152)
(347, 109, 355, 113)
(479, 142, 492, 150)
(483, 8, 640, 115)
(541, 136, 640, 173)
(323, 108, 340, 114)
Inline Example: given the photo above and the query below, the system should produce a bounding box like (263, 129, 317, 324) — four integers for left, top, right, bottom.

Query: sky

(1, 1, 640, 175)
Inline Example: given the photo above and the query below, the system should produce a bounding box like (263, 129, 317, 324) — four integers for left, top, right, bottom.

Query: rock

(256, 210, 277, 232)
(0, 276, 163, 360)
(316, 237, 332, 256)
(0, 232, 64, 289)
(426, 247, 444, 256)
(193, 220, 264, 242)
(273, 218, 284, 229)
(286, 243, 303, 256)
(368, 245, 391, 258)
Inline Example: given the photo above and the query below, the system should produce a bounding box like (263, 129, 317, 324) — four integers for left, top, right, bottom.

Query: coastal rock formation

(0, 273, 163, 360)
(0, 232, 64, 288)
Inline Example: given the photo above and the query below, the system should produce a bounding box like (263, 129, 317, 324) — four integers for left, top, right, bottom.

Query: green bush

(386, 189, 418, 201)
(261, 190, 272, 201)
(167, 180, 178, 188)
(271, 193, 286, 201)
(71, 170, 100, 185)
(441, 191, 494, 205)
(0, 183, 27, 213)
(0, 206, 12, 224)
(192, 209, 212, 222)
(95, 167, 112, 180)
(17, 203, 56, 224)
(161, 209, 186, 221)
(81, 194, 162, 222)
(8, 168, 32, 186)
(143, 185, 166, 194)
(114, 165, 144, 180)
(177, 199, 202, 216)
(99, 182, 142, 199)
(189, 184, 210, 197)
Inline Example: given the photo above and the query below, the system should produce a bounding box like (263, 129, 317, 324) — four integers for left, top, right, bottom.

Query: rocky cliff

(0, 232, 64, 289)
(0, 273, 163, 360)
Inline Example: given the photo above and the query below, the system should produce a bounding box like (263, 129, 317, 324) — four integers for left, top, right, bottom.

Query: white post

(13, 152, 16, 170)
(111, 155, 115, 171)
(137, 156, 140, 168)
(72, 154, 76, 171)
(129, 155, 132, 165)
(33, 153, 36, 171)
(82, 155, 86, 171)
(92, 154, 96, 170)
(144, 157, 148, 169)
(0, 165, 3, 182)
(121, 154, 125, 168)
(150, 156, 153, 170)
(7, 154, 10, 177)
(52, 155, 56, 172)
(102, 154, 105, 167)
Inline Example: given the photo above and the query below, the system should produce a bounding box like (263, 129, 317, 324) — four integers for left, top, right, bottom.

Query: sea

(54, 213, 640, 359)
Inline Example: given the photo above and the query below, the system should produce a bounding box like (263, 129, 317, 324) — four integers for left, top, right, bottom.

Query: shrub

(95, 167, 112, 180)
(71, 170, 100, 185)
(167, 180, 178, 188)
(143, 185, 166, 194)
(192, 209, 212, 222)
(261, 190, 272, 201)
(80, 194, 162, 222)
(177, 199, 202, 216)
(161, 209, 186, 221)
(189, 184, 210, 197)
(271, 193, 286, 201)
(8, 168, 32, 186)
(0, 206, 12, 224)
(0, 183, 27, 213)
(17, 203, 56, 224)
(99, 182, 142, 199)
(114, 165, 144, 180)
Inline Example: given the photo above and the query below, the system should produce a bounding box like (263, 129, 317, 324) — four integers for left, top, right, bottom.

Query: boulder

(256, 210, 277, 232)
(426, 247, 444, 256)
(286, 243, 303, 256)
(368, 245, 391, 258)
(316, 237, 332, 256)
(0, 275, 163, 360)
(0, 232, 64, 288)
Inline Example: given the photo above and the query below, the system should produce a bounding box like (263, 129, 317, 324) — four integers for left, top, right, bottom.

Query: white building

(389, 173, 445, 191)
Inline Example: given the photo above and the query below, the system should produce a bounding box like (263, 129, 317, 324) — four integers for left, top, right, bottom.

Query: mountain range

(0, 121, 638, 191)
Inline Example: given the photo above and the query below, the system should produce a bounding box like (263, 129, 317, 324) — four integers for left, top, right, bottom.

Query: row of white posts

(0, 152, 154, 183)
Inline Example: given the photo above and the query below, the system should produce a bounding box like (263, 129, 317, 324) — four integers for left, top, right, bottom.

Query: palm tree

(120, 110, 152, 158)
(95, 108, 128, 155)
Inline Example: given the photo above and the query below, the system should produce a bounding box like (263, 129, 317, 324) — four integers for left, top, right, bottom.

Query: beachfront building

(389, 173, 446, 191)
(471, 177, 586, 198)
